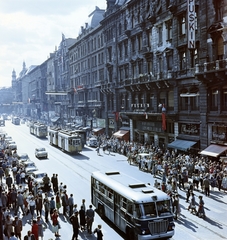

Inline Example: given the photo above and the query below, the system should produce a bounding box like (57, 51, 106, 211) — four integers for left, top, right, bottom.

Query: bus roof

(92, 171, 170, 203)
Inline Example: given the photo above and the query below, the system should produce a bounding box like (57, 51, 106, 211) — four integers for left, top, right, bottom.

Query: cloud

(0, 0, 106, 87)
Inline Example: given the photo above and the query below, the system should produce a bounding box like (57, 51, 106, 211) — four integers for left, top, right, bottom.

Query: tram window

(127, 203, 133, 214)
(69, 139, 72, 145)
(121, 197, 127, 209)
(156, 200, 171, 215)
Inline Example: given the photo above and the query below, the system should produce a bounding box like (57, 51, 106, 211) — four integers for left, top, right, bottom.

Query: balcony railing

(195, 59, 227, 74)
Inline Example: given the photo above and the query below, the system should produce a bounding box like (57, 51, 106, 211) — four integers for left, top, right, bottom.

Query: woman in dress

(31, 219, 39, 240)
(51, 209, 60, 237)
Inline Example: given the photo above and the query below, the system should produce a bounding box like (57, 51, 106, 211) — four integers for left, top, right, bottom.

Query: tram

(12, 117, 20, 125)
(30, 122, 47, 138)
(48, 127, 61, 146)
(57, 130, 82, 153)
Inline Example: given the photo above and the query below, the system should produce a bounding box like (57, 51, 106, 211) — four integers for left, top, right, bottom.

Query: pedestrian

(23, 230, 35, 240)
(4, 215, 13, 239)
(43, 198, 50, 223)
(79, 205, 86, 231)
(42, 174, 50, 193)
(31, 219, 38, 240)
(69, 211, 80, 240)
(12, 216, 23, 240)
(51, 209, 60, 237)
(20, 171, 26, 185)
(51, 173, 58, 194)
(188, 192, 197, 214)
(68, 194, 74, 217)
(81, 199, 86, 212)
(37, 216, 44, 240)
(27, 195, 36, 220)
(203, 176, 210, 196)
(221, 174, 227, 192)
(35, 195, 43, 217)
(56, 192, 61, 212)
(94, 224, 103, 240)
(50, 196, 56, 215)
(61, 190, 68, 216)
(6, 174, 13, 190)
(0, 167, 4, 183)
(86, 205, 95, 234)
(9, 231, 18, 240)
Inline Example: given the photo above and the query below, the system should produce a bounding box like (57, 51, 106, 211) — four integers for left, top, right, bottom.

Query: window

(217, 37, 224, 60)
(124, 40, 128, 57)
(211, 89, 218, 111)
(131, 37, 136, 53)
(119, 66, 124, 81)
(179, 15, 186, 35)
(124, 64, 129, 78)
(138, 34, 142, 51)
(108, 47, 112, 62)
(119, 23, 122, 35)
(158, 25, 163, 46)
(166, 20, 172, 41)
(168, 91, 174, 110)
(179, 48, 186, 70)
(222, 87, 227, 111)
(214, 0, 223, 21)
(124, 19, 128, 30)
(191, 48, 198, 67)
(146, 29, 152, 47)
(139, 60, 143, 74)
(166, 52, 173, 70)
(132, 63, 136, 78)
(118, 42, 123, 59)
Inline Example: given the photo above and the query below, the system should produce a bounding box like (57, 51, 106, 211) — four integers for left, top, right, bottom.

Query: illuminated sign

(187, 0, 195, 49)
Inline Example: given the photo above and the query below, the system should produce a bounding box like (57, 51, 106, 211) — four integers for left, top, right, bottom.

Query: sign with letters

(187, 0, 195, 49)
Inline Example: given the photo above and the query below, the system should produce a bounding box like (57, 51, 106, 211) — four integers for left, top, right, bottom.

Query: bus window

(143, 202, 157, 217)
(134, 204, 142, 218)
(156, 200, 171, 216)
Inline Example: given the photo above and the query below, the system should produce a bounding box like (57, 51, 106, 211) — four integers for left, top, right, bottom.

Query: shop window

(179, 48, 186, 70)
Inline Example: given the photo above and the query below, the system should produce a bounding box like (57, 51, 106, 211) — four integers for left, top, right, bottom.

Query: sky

(0, 0, 107, 88)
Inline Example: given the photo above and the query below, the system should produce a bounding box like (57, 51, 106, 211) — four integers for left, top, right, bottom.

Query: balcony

(195, 59, 227, 74)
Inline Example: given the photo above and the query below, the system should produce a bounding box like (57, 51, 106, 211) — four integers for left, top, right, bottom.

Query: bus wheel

(98, 204, 104, 218)
(127, 228, 135, 240)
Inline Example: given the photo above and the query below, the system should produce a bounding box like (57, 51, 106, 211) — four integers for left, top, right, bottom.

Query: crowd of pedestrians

(0, 134, 103, 240)
(91, 134, 227, 220)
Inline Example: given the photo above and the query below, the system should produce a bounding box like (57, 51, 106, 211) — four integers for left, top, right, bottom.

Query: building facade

(6, 0, 227, 152)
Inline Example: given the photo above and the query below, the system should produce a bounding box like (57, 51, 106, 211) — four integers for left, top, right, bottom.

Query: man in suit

(24, 230, 35, 240)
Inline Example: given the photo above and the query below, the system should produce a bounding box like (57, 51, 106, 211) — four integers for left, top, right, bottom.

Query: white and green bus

(91, 171, 175, 240)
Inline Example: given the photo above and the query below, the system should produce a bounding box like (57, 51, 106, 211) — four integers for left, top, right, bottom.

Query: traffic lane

(4, 122, 124, 240)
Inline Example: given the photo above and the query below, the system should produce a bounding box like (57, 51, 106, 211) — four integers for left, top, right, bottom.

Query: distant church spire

(23, 61, 26, 71)
(12, 69, 16, 81)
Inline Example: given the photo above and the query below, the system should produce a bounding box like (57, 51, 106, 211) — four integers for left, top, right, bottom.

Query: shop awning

(92, 128, 104, 133)
(200, 144, 227, 158)
(167, 139, 197, 151)
(113, 130, 129, 139)
(50, 117, 60, 123)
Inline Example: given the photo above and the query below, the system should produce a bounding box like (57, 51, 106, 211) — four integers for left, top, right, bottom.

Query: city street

(1, 121, 227, 240)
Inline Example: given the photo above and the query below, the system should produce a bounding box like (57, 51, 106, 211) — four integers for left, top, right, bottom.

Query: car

(30, 171, 48, 189)
(8, 141, 17, 150)
(35, 147, 48, 159)
(25, 165, 38, 178)
(21, 160, 36, 169)
(18, 153, 29, 162)
(87, 137, 98, 147)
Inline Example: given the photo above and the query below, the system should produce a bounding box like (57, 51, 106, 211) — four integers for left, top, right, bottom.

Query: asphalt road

(1, 120, 227, 240)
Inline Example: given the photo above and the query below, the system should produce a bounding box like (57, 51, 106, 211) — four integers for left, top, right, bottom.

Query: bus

(91, 171, 175, 240)
(48, 127, 61, 146)
(57, 130, 82, 153)
(12, 117, 20, 125)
